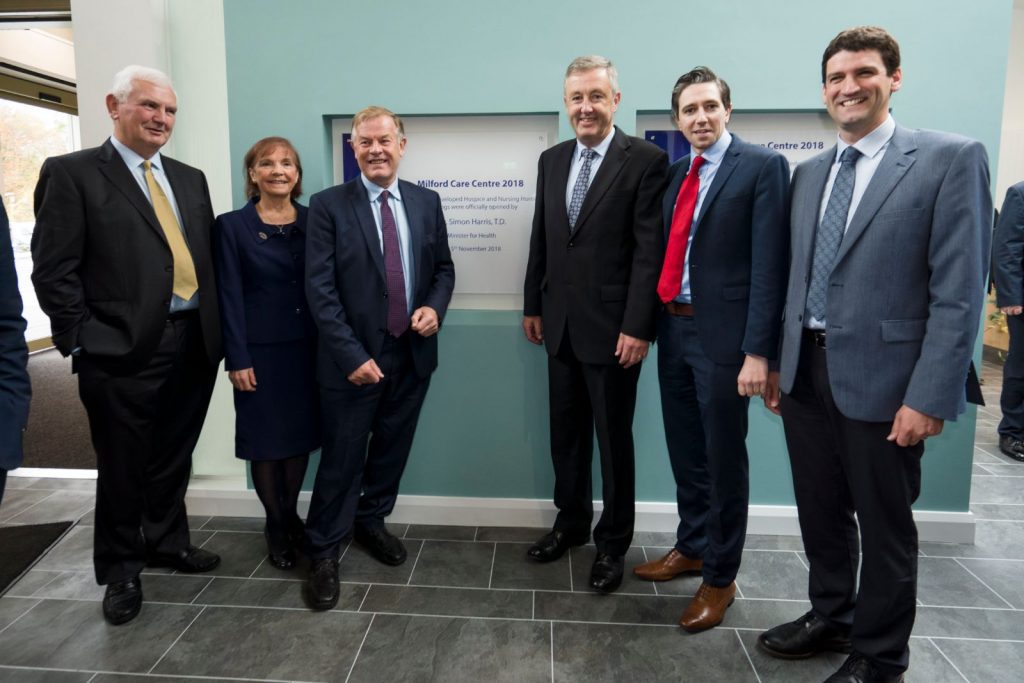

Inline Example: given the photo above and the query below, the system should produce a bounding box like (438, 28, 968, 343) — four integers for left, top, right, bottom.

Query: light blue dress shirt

(674, 129, 733, 303)
(109, 136, 197, 312)
(360, 175, 415, 314)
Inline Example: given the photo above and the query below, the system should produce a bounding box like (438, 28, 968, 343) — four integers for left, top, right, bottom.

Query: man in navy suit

(0, 197, 30, 504)
(632, 67, 788, 632)
(993, 181, 1024, 461)
(759, 27, 991, 682)
(304, 106, 455, 610)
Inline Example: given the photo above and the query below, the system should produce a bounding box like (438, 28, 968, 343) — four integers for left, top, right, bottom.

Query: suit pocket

(722, 285, 750, 301)
(880, 318, 927, 342)
(600, 285, 627, 302)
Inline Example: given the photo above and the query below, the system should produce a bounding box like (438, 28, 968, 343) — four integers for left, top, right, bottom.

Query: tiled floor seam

(734, 629, 763, 683)
(952, 558, 1017, 608)
(146, 603, 207, 674)
(343, 611, 375, 683)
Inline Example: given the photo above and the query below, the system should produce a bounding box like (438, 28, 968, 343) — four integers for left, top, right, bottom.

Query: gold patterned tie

(143, 160, 198, 300)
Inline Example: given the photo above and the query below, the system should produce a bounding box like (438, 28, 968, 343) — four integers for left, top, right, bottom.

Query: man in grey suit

(759, 27, 991, 683)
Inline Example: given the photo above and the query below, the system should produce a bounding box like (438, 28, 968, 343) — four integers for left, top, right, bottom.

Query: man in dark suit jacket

(993, 181, 1024, 462)
(523, 55, 668, 593)
(0, 197, 30, 504)
(632, 67, 789, 631)
(32, 65, 222, 626)
(303, 106, 455, 610)
(759, 28, 991, 683)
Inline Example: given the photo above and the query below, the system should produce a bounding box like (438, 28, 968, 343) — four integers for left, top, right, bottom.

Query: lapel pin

(258, 231, 268, 240)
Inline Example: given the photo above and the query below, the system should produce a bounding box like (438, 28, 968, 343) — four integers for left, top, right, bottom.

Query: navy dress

(214, 199, 320, 460)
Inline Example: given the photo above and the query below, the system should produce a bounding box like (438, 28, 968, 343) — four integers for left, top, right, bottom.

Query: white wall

(997, 1, 1024, 202)
(69, 0, 241, 477)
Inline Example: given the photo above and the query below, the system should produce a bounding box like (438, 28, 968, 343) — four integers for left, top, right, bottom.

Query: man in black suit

(32, 65, 222, 625)
(632, 67, 789, 631)
(523, 55, 668, 593)
(0, 197, 30, 504)
(303, 106, 455, 610)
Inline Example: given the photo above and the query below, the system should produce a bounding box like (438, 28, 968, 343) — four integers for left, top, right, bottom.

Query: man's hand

(737, 354, 768, 397)
(348, 359, 384, 386)
(228, 368, 257, 392)
(523, 316, 544, 345)
(411, 306, 440, 337)
(764, 371, 781, 415)
(1001, 305, 1023, 316)
(615, 333, 649, 368)
(887, 404, 943, 447)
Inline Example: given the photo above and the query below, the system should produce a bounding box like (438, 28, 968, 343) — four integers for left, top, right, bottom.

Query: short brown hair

(243, 136, 303, 200)
(670, 66, 731, 123)
(351, 106, 405, 138)
(822, 26, 901, 82)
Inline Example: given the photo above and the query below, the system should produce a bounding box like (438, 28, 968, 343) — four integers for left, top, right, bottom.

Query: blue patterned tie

(568, 148, 597, 230)
(379, 190, 409, 336)
(806, 146, 861, 322)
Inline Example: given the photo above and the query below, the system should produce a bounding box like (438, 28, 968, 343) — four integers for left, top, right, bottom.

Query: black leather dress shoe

(825, 652, 904, 682)
(354, 525, 407, 566)
(999, 435, 1024, 462)
(307, 558, 340, 611)
(590, 553, 624, 593)
(149, 545, 221, 573)
(526, 530, 589, 563)
(757, 611, 852, 659)
(103, 576, 143, 625)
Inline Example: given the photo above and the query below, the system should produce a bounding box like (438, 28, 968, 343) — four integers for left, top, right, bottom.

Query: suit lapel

(551, 141, 574, 233)
(95, 140, 165, 240)
(834, 127, 916, 265)
(693, 136, 742, 229)
(399, 180, 424, 292)
(163, 159, 194, 242)
(662, 162, 687, 235)
(795, 148, 834, 270)
(573, 127, 628, 233)
(348, 180, 385, 279)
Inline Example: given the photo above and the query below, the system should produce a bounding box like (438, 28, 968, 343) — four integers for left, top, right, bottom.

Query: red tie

(657, 155, 706, 304)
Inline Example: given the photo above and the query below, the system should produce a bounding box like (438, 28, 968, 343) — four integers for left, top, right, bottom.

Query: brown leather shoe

(633, 548, 703, 581)
(679, 581, 736, 633)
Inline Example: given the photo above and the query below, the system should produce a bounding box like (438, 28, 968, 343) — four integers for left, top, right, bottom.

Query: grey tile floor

(0, 361, 1021, 682)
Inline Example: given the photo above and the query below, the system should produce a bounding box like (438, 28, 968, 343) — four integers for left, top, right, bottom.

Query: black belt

(803, 328, 827, 349)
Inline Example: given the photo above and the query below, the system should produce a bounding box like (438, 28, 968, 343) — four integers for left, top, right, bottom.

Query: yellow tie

(143, 160, 198, 300)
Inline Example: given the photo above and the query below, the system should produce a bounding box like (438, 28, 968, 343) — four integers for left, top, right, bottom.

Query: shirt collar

(109, 135, 164, 171)
(836, 114, 895, 161)
(693, 129, 732, 167)
(575, 127, 616, 160)
(361, 174, 402, 202)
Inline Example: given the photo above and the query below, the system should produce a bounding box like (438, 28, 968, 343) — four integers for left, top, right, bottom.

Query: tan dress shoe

(679, 581, 736, 632)
(633, 548, 703, 581)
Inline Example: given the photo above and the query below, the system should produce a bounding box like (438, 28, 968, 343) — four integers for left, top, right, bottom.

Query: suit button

(295, 308, 301, 314)
(568, 242, 574, 248)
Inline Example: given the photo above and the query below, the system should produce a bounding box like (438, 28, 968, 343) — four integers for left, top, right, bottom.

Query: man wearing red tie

(631, 67, 789, 630)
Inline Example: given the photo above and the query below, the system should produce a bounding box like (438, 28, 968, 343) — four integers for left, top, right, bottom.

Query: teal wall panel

(222, 0, 1013, 511)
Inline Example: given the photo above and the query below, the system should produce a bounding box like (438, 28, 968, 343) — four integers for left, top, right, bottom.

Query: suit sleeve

(304, 192, 372, 376)
(421, 193, 455, 322)
(742, 152, 791, 359)
(622, 149, 669, 340)
(903, 140, 992, 421)
(0, 200, 30, 470)
(30, 156, 88, 355)
(213, 213, 251, 371)
(523, 155, 546, 316)
(994, 184, 1024, 307)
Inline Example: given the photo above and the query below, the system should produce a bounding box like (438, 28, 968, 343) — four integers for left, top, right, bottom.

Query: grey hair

(564, 55, 619, 94)
(110, 65, 174, 102)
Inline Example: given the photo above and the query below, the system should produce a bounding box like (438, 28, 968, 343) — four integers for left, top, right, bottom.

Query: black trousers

(657, 312, 749, 586)
(306, 334, 430, 560)
(999, 312, 1024, 438)
(78, 314, 217, 585)
(780, 332, 922, 677)
(547, 331, 641, 556)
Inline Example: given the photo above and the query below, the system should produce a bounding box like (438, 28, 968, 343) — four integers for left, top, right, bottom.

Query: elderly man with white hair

(32, 65, 222, 625)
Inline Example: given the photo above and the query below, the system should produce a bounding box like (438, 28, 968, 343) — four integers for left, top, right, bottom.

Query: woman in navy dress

(215, 137, 320, 569)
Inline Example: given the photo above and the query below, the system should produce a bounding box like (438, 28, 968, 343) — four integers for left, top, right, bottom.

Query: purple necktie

(379, 190, 409, 336)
